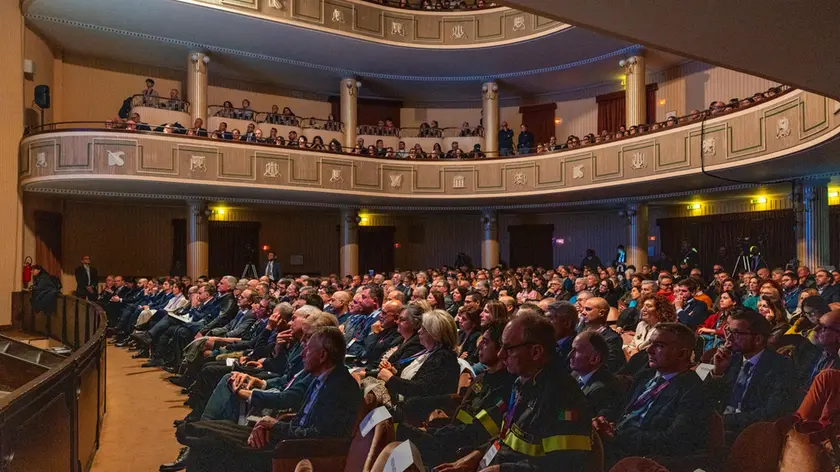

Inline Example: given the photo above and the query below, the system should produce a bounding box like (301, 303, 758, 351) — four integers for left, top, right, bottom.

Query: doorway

(508, 224, 554, 268)
(359, 226, 395, 274)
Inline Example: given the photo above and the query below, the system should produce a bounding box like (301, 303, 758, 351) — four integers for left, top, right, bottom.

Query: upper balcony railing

(130, 93, 191, 114)
(20, 89, 840, 205)
(360, 0, 501, 11)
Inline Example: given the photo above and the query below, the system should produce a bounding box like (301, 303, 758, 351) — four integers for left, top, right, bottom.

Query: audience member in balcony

(265, 105, 281, 125)
(215, 101, 235, 118)
(231, 129, 241, 141)
(429, 120, 442, 138)
(236, 99, 255, 121)
(124, 120, 136, 131)
(188, 118, 207, 137)
(297, 136, 309, 148)
(457, 122, 472, 137)
(141, 78, 159, 106)
(709, 101, 726, 115)
(422, 0, 432, 9)
(516, 124, 534, 155)
(350, 145, 362, 155)
(166, 89, 184, 111)
(395, 141, 409, 158)
(265, 128, 279, 144)
(328, 139, 342, 152)
(366, 144, 377, 156)
(469, 143, 485, 159)
(243, 123, 258, 142)
(374, 139, 386, 156)
(279, 107, 298, 126)
(324, 113, 340, 132)
(444, 141, 460, 159)
(287, 130, 298, 146)
(418, 122, 431, 137)
(407, 147, 417, 159)
(535, 143, 546, 154)
(310, 136, 325, 151)
(383, 118, 397, 136)
(254, 129, 264, 143)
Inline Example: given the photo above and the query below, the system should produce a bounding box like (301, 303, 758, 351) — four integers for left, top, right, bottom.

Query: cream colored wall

(554, 97, 597, 138)
(23, 27, 55, 127)
(653, 62, 781, 118)
(60, 54, 183, 122)
(208, 77, 331, 119)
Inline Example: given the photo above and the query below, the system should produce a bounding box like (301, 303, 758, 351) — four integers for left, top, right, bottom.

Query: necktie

(298, 378, 321, 426)
(266, 261, 271, 277)
(618, 375, 666, 427)
(578, 378, 586, 390)
(728, 361, 754, 409)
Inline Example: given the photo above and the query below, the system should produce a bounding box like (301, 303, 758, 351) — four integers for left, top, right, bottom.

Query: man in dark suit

(706, 308, 798, 441)
(582, 297, 626, 373)
(815, 269, 840, 304)
(594, 323, 712, 466)
(74, 255, 98, 300)
(169, 327, 361, 472)
(793, 309, 840, 388)
(570, 330, 625, 421)
(547, 300, 579, 371)
(674, 278, 709, 329)
(264, 251, 281, 284)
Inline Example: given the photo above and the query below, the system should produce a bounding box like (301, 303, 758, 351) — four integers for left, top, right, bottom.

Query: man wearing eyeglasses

(793, 310, 840, 388)
(434, 313, 592, 472)
(706, 308, 797, 441)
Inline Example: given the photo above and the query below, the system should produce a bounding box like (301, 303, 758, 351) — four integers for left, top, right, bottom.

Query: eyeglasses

(500, 342, 534, 354)
(815, 324, 840, 334)
(724, 328, 756, 338)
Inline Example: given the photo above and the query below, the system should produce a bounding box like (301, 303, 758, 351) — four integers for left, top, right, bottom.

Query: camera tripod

(241, 262, 258, 279)
(732, 251, 767, 275)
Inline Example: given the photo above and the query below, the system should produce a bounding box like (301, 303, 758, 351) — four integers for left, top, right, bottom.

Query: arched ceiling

(24, 0, 686, 104)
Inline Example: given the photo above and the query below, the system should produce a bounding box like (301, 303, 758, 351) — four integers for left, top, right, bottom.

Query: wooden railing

(0, 292, 107, 472)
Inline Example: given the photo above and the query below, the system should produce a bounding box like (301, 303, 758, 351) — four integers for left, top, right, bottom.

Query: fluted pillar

(795, 180, 830, 270)
(187, 201, 209, 279)
(0, 0, 24, 323)
(624, 55, 646, 127)
(340, 209, 359, 277)
(481, 209, 499, 269)
(481, 82, 499, 156)
(625, 203, 649, 268)
(340, 78, 359, 150)
(187, 52, 209, 126)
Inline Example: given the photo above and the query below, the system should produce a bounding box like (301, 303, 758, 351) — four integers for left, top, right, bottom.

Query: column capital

(481, 82, 499, 101)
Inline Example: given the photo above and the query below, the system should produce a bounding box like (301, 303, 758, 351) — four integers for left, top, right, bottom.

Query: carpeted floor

(89, 345, 191, 472)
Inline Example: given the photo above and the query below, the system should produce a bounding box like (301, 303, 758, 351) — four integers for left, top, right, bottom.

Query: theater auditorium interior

(3, 0, 840, 471)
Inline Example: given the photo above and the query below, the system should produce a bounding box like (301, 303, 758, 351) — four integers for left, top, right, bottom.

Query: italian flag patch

(558, 409, 579, 421)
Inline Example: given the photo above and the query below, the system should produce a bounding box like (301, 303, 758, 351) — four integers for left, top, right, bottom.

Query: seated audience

(624, 293, 676, 358)
(570, 330, 625, 421)
(581, 297, 626, 373)
(697, 290, 740, 352)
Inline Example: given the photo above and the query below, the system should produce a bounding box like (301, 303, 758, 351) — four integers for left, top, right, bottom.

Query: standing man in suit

(594, 323, 712, 466)
(173, 327, 361, 472)
(570, 330, 625, 421)
(706, 308, 798, 441)
(74, 255, 98, 300)
(264, 251, 281, 284)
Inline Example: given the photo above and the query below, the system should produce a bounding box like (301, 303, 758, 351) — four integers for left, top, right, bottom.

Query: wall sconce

(750, 197, 767, 204)
(686, 203, 701, 210)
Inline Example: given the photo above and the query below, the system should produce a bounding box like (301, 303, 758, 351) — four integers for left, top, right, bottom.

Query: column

(340, 78, 359, 150)
(625, 202, 648, 268)
(187, 201, 209, 280)
(623, 54, 646, 127)
(340, 208, 359, 277)
(187, 52, 209, 126)
(481, 82, 499, 156)
(0, 0, 24, 323)
(481, 209, 499, 269)
(795, 180, 830, 270)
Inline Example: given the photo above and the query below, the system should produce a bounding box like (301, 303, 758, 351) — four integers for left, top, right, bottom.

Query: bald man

(582, 297, 626, 373)
(328, 290, 352, 325)
(794, 310, 840, 388)
(354, 300, 404, 365)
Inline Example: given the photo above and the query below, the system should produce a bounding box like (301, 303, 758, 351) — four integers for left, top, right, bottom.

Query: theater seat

(271, 405, 368, 472)
(608, 457, 670, 472)
(778, 426, 835, 472)
(342, 419, 396, 472)
(723, 421, 782, 472)
(651, 412, 724, 472)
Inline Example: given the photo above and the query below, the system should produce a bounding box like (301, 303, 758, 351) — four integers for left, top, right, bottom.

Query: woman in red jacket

(697, 290, 741, 352)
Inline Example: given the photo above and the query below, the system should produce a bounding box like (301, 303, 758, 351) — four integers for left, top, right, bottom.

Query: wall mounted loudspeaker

(34, 85, 50, 109)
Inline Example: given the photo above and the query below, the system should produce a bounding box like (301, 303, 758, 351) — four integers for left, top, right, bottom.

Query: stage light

(554, 117, 562, 125)
(262, 245, 270, 251)
(750, 197, 767, 204)
(686, 203, 701, 210)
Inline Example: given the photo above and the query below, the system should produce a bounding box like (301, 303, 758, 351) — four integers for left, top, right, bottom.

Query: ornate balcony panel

(19, 91, 840, 208)
(181, 0, 567, 48)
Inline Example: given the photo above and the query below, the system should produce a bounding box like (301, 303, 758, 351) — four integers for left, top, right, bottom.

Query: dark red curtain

(657, 210, 796, 276)
(519, 103, 558, 146)
(596, 84, 658, 134)
(34, 211, 63, 277)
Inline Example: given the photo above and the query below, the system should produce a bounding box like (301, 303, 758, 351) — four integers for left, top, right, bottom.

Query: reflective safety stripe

(502, 431, 591, 457)
(455, 409, 475, 425)
(474, 409, 501, 437)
